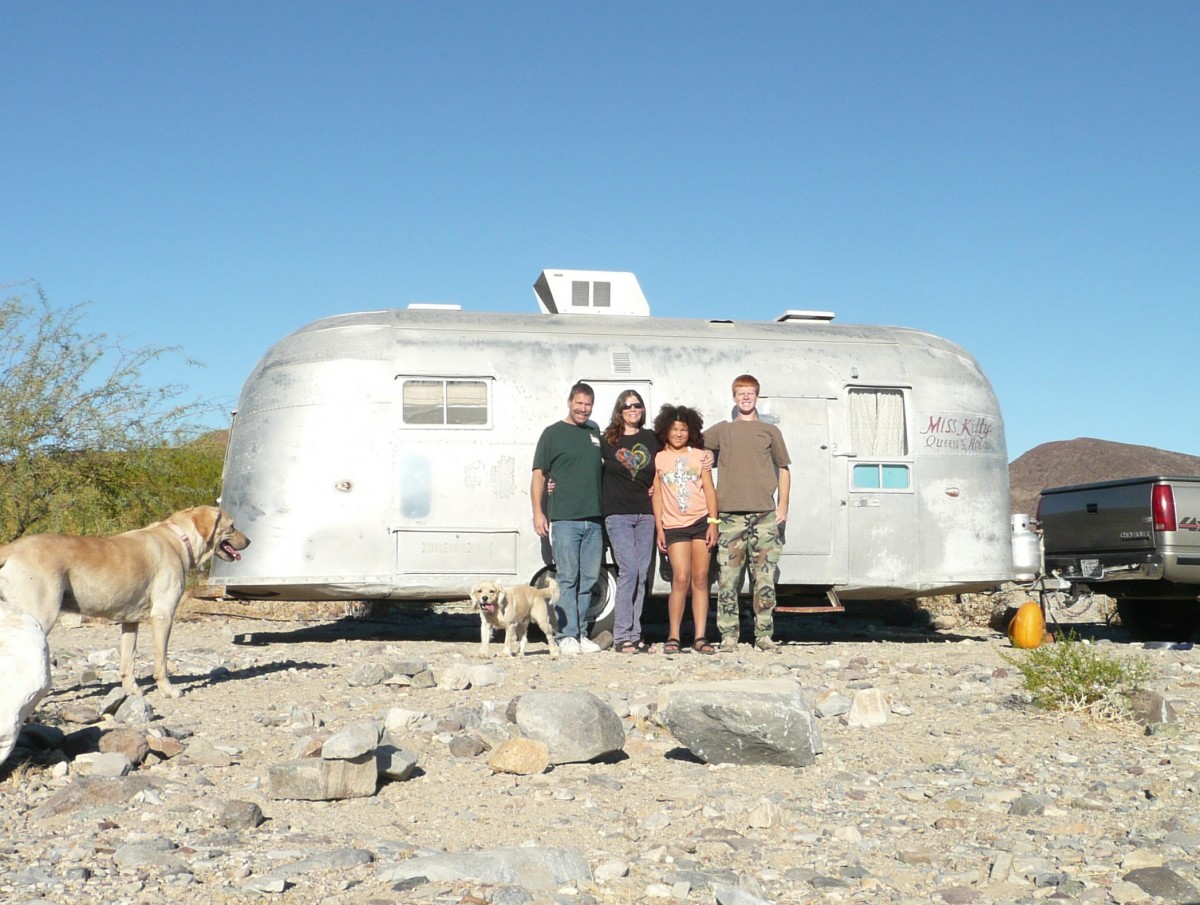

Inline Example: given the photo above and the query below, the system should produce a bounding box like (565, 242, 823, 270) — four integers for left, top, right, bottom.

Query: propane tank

(1011, 513, 1041, 581)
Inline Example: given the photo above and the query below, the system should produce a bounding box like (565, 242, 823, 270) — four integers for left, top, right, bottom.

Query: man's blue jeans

(550, 518, 603, 640)
(604, 513, 655, 645)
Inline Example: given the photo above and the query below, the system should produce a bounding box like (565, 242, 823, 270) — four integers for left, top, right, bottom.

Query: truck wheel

(531, 565, 617, 639)
(1115, 599, 1200, 642)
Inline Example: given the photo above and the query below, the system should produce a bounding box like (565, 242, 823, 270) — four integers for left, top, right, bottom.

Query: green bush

(1001, 631, 1153, 720)
(1, 284, 223, 540)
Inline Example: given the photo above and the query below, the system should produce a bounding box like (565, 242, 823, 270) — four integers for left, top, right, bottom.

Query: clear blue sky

(3, 2, 1197, 461)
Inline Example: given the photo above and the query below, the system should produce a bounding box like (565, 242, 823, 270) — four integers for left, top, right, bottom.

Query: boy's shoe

(578, 636, 602, 654)
(559, 637, 581, 656)
(754, 637, 778, 652)
(719, 637, 739, 653)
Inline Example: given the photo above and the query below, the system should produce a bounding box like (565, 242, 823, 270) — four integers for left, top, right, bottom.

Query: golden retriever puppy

(470, 578, 560, 659)
(0, 506, 250, 698)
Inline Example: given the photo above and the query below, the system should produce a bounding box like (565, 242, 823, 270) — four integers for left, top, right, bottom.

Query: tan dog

(0, 506, 250, 698)
(470, 578, 560, 659)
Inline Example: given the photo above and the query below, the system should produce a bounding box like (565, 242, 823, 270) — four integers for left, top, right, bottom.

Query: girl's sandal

(615, 640, 642, 654)
(634, 639, 651, 652)
(693, 639, 717, 655)
(663, 638, 682, 655)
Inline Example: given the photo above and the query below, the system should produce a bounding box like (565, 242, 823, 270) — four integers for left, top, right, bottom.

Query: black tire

(531, 565, 617, 638)
(1115, 599, 1200, 642)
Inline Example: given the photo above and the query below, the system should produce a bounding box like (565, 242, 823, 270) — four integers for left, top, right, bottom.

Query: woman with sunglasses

(600, 390, 660, 654)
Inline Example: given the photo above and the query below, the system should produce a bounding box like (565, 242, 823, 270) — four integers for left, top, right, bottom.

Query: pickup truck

(1037, 475, 1200, 641)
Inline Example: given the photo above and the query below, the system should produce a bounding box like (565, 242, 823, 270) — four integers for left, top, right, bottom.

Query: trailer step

(775, 604, 846, 614)
(775, 588, 843, 614)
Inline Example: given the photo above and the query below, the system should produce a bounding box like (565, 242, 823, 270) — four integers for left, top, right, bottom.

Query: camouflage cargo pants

(715, 511, 782, 641)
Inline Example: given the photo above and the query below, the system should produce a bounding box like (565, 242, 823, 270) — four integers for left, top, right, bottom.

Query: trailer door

(766, 395, 847, 586)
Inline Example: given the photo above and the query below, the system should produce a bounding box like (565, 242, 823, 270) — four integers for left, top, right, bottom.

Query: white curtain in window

(446, 380, 488, 425)
(849, 389, 906, 455)
(446, 381, 486, 407)
(404, 380, 445, 424)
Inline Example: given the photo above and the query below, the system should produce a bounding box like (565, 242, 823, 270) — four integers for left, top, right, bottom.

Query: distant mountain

(1009, 438, 1200, 516)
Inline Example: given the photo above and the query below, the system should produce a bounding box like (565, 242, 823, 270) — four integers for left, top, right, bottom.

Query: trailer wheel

(587, 566, 618, 638)
(529, 566, 618, 639)
(1115, 599, 1200, 642)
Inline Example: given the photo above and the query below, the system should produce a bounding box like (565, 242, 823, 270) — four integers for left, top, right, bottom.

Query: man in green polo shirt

(531, 382, 604, 656)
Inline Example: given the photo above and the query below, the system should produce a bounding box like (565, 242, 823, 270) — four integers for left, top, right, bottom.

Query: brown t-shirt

(703, 419, 790, 513)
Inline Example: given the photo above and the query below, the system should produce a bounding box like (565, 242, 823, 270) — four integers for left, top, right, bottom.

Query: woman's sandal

(693, 638, 717, 655)
(615, 639, 643, 654)
(663, 638, 682, 655)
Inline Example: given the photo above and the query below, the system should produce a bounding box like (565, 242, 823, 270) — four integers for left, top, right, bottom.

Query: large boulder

(0, 603, 52, 767)
(658, 678, 823, 766)
(514, 690, 625, 764)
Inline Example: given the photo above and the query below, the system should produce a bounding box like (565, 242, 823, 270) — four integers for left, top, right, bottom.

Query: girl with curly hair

(651, 404, 718, 655)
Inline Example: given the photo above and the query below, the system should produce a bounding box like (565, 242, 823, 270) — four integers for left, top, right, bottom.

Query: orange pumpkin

(1008, 601, 1046, 649)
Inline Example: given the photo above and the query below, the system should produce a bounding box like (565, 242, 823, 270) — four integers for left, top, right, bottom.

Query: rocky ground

(2, 595, 1198, 905)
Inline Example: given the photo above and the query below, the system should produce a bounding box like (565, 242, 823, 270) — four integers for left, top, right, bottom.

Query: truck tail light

(1153, 484, 1177, 532)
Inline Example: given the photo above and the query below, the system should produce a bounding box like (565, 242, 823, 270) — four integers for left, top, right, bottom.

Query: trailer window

(852, 463, 911, 491)
(848, 388, 907, 455)
(402, 379, 489, 426)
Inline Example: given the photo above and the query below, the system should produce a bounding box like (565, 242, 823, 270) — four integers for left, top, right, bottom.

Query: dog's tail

(544, 577, 560, 605)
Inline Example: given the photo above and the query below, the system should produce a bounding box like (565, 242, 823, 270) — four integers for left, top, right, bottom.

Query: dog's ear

(494, 586, 508, 614)
(188, 506, 219, 543)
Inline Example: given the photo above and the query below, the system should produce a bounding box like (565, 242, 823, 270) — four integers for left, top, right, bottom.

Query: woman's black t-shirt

(601, 428, 660, 516)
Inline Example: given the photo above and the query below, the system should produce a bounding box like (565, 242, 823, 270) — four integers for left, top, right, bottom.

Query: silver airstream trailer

(211, 269, 1013, 627)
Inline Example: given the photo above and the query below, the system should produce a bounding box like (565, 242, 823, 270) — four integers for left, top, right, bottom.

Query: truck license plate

(1080, 558, 1102, 578)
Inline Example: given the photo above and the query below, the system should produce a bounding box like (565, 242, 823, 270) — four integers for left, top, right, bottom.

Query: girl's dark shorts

(664, 516, 710, 546)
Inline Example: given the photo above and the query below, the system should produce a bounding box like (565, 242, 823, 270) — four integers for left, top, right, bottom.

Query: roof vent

(533, 269, 650, 317)
(775, 310, 835, 324)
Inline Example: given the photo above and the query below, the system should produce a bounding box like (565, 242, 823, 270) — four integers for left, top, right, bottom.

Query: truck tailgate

(1039, 479, 1157, 556)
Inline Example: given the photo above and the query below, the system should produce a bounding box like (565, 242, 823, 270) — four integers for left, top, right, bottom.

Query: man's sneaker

(578, 635, 602, 654)
(719, 637, 739, 653)
(559, 637, 581, 656)
(754, 637, 778, 652)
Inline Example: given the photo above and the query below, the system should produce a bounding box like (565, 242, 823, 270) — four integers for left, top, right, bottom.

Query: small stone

(183, 738, 233, 767)
(321, 722, 382, 760)
(593, 859, 629, 882)
(1123, 866, 1200, 902)
(99, 728, 149, 765)
(844, 688, 889, 728)
(1009, 794, 1045, 816)
(146, 733, 184, 758)
(218, 800, 265, 830)
(346, 662, 390, 687)
(376, 744, 419, 781)
(487, 738, 549, 775)
(59, 703, 101, 724)
(114, 695, 155, 725)
(410, 670, 437, 689)
(448, 734, 488, 758)
(74, 751, 132, 777)
(813, 690, 851, 718)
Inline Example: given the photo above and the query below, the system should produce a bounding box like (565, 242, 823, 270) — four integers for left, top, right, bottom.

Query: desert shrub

(1001, 631, 1152, 720)
(1, 284, 223, 539)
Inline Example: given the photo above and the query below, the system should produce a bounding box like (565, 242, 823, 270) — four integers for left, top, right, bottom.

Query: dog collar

(168, 523, 196, 569)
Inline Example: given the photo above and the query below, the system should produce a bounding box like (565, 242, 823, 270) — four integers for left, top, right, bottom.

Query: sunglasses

(621, 402, 644, 410)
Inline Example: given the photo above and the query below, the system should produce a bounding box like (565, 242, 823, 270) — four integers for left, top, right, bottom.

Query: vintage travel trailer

(211, 269, 1014, 626)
